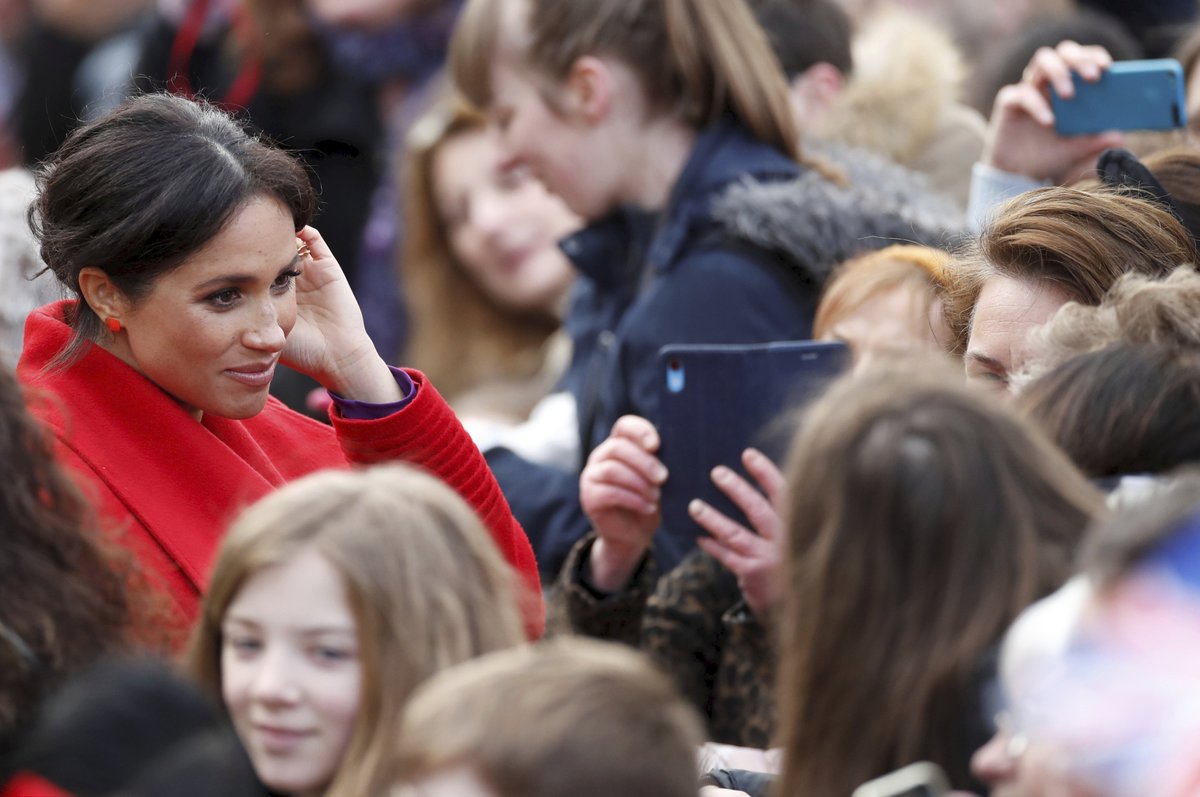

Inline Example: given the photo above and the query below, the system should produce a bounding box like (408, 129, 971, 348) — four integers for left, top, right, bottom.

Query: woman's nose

(970, 730, 1019, 785)
(470, 191, 510, 242)
(244, 300, 287, 352)
(250, 649, 302, 706)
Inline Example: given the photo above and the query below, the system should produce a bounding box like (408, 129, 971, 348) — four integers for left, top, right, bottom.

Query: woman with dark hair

(775, 365, 1101, 795)
(17, 92, 541, 632)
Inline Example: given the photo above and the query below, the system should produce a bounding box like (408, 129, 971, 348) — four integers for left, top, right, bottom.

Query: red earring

(104, 317, 122, 334)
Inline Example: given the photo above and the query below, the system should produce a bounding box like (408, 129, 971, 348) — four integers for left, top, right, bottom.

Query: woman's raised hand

(984, 40, 1124, 185)
(283, 226, 403, 403)
(580, 415, 667, 593)
(691, 448, 785, 620)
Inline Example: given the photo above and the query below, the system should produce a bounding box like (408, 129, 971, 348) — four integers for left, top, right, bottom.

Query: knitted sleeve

(330, 369, 544, 636)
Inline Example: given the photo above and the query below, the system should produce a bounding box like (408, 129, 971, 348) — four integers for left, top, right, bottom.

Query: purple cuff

(328, 367, 417, 420)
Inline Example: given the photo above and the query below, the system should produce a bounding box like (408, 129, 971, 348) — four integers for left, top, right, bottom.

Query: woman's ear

(78, 267, 129, 322)
(564, 55, 613, 124)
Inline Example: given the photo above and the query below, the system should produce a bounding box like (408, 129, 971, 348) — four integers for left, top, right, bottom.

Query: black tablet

(654, 340, 850, 560)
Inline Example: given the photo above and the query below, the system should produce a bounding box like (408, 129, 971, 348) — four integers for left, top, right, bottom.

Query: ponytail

(661, 0, 798, 161)
(452, 0, 812, 164)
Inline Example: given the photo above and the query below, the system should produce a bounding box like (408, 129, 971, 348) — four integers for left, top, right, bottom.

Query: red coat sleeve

(330, 369, 544, 637)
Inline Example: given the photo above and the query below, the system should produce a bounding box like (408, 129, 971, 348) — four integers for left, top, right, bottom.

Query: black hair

(747, 0, 854, 79)
(9, 657, 233, 797)
(30, 92, 318, 367)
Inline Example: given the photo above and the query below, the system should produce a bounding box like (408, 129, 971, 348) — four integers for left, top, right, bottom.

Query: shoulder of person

(709, 143, 966, 286)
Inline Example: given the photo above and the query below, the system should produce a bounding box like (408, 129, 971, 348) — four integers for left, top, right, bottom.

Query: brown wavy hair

(944, 186, 1196, 355)
(0, 369, 147, 751)
(775, 363, 1101, 794)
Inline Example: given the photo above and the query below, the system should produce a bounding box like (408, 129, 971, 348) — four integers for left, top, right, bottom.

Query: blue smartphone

(1051, 59, 1186, 135)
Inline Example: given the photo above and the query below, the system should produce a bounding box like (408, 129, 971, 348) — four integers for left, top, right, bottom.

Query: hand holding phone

(983, 40, 1124, 184)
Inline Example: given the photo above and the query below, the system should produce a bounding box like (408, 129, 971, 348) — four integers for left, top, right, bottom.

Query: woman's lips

(252, 724, 314, 755)
(224, 363, 276, 388)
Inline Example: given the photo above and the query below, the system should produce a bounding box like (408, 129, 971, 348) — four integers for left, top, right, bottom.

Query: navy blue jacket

(492, 118, 819, 577)
(492, 121, 965, 578)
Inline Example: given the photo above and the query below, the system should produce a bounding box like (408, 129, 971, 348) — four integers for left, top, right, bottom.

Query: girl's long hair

(775, 365, 1101, 794)
(450, 0, 800, 162)
(187, 464, 526, 797)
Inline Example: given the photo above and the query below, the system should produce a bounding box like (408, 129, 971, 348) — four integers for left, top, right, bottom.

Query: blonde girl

(187, 464, 526, 797)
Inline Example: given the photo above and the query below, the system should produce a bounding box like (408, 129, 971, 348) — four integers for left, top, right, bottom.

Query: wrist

(321, 344, 403, 404)
(586, 537, 648, 593)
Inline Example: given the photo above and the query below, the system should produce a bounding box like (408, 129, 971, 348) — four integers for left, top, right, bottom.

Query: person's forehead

(969, 275, 1074, 359)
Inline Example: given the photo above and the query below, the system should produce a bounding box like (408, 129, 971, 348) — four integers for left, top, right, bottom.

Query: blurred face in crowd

(821, 282, 948, 372)
(433, 128, 579, 316)
(221, 545, 362, 797)
(964, 275, 1074, 393)
(486, 58, 608, 220)
(483, 0, 626, 221)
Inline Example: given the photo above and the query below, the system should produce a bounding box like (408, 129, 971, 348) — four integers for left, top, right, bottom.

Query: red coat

(18, 302, 543, 635)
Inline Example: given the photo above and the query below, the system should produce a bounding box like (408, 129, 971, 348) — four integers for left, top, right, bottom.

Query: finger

(1057, 40, 1111, 79)
(586, 458, 662, 503)
(296, 225, 334, 259)
(710, 465, 777, 535)
(1027, 45, 1076, 99)
(610, 414, 660, 452)
(998, 82, 1055, 128)
(587, 436, 668, 485)
(742, 448, 786, 507)
(586, 483, 659, 515)
(690, 498, 766, 557)
(696, 535, 753, 577)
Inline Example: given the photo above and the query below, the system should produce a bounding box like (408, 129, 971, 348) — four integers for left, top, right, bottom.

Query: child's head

(448, 0, 798, 219)
(814, 244, 952, 369)
(187, 465, 526, 797)
(393, 638, 705, 797)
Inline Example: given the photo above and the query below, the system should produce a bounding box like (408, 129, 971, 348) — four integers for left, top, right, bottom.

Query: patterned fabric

(549, 533, 776, 747)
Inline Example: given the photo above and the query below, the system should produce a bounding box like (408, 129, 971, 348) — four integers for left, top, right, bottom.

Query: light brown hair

(449, 0, 800, 162)
(401, 88, 561, 403)
(394, 638, 704, 797)
(775, 364, 1101, 794)
(813, 244, 951, 340)
(186, 464, 526, 797)
(943, 186, 1196, 354)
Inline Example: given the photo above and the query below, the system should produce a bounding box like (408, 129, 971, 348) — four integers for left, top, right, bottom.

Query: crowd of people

(2, 0, 1200, 796)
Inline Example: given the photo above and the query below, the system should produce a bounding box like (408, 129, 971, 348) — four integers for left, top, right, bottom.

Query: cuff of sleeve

(328, 366, 417, 420)
(967, 162, 1049, 234)
(571, 532, 655, 601)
